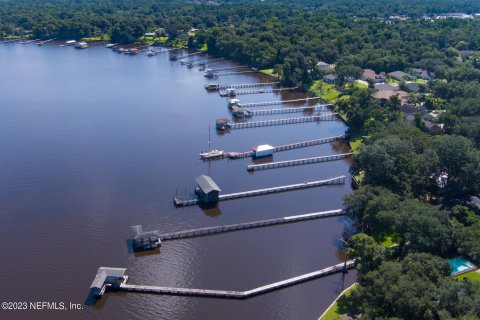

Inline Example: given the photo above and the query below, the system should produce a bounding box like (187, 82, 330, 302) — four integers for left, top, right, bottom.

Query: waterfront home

(388, 71, 412, 81)
(373, 90, 409, 106)
(195, 175, 221, 204)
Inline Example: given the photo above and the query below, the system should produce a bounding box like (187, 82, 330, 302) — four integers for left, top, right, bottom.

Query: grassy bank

(319, 283, 359, 320)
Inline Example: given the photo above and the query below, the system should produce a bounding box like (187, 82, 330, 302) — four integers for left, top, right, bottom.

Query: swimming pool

(449, 258, 476, 275)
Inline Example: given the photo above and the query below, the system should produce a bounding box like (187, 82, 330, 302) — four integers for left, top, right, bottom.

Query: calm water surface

(0, 43, 356, 320)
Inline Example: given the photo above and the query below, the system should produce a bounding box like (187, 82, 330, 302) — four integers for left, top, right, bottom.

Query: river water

(0, 42, 356, 320)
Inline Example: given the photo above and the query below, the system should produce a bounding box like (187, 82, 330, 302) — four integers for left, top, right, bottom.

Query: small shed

(131, 225, 161, 251)
(252, 144, 274, 158)
(195, 175, 221, 204)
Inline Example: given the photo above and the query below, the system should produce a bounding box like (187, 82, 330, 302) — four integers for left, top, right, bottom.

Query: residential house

(411, 68, 432, 80)
(405, 82, 423, 92)
(323, 74, 338, 84)
(388, 71, 412, 81)
(374, 83, 399, 91)
(373, 90, 409, 106)
(362, 69, 386, 83)
(317, 61, 335, 71)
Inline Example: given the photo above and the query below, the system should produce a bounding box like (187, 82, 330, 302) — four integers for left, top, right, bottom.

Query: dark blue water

(0, 42, 355, 320)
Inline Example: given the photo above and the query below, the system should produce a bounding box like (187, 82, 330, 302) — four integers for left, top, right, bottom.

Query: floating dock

(247, 152, 354, 171)
(160, 209, 344, 241)
(219, 87, 298, 97)
(174, 175, 346, 207)
(216, 113, 339, 130)
(226, 135, 344, 159)
(237, 97, 320, 108)
(109, 260, 355, 299)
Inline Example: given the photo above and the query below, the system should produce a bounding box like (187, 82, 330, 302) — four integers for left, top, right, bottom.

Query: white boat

(200, 149, 225, 160)
(75, 42, 88, 49)
(199, 125, 224, 160)
(65, 40, 76, 46)
(147, 50, 157, 57)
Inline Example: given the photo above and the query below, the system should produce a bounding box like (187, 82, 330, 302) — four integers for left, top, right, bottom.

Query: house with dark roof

(405, 82, 423, 92)
(411, 68, 432, 80)
(195, 175, 221, 204)
(388, 71, 412, 81)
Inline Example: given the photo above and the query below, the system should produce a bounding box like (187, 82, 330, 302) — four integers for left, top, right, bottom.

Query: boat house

(195, 175, 221, 204)
(90, 267, 128, 298)
(131, 225, 161, 251)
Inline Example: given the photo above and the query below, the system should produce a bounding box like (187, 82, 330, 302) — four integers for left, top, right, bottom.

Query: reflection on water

(0, 42, 356, 320)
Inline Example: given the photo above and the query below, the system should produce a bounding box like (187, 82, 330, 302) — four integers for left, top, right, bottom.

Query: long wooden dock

(219, 87, 297, 97)
(112, 260, 356, 299)
(217, 113, 339, 130)
(176, 51, 202, 59)
(226, 135, 344, 159)
(214, 82, 279, 90)
(237, 97, 320, 108)
(247, 153, 354, 171)
(211, 66, 249, 72)
(160, 209, 344, 241)
(217, 70, 257, 77)
(174, 175, 346, 207)
(232, 105, 328, 118)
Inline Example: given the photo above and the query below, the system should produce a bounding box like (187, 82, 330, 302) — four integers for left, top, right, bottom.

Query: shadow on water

(200, 203, 222, 217)
(126, 239, 161, 257)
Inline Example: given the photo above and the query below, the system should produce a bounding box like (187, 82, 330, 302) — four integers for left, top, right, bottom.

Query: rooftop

(196, 175, 222, 193)
(90, 267, 127, 289)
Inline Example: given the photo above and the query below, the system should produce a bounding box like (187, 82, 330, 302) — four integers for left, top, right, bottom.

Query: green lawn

(310, 80, 341, 103)
(381, 236, 397, 248)
(349, 137, 363, 154)
(199, 43, 208, 51)
(320, 283, 359, 320)
(455, 270, 480, 282)
(386, 78, 399, 84)
(259, 69, 278, 77)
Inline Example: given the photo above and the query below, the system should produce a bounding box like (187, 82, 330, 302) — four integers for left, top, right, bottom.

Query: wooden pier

(174, 175, 346, 207)
(219, 87, 297, 97)
(226, 135, 344, 159)
(176, 51, 202, 59)
(237, 97, 320, 108)
(216, 70, 257, 77)
(112, 260, 356, 299)
(247, 152, 354, 171)
(232, 105, 328, 118)
(210, 65, 249, 72)
(160, 209, 344, 241)
(219, 82, 279, 89)
(217, 113, 339, 130)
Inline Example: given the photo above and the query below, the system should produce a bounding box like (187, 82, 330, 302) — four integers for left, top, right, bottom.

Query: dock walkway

(247, 152, 354, 171)
(160, 209, 344, 241)
(215, 82, 279, 90)
(174, 175, 346, 207)
(218, 113, 339, 130)
(238, 97, 320, 108)
(233, 105, 329, 118)
(217, 70, 257, 77)
(114, 260, 356, 299)
(227, 135, 344, 159)
(219, 87, 298, 97)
